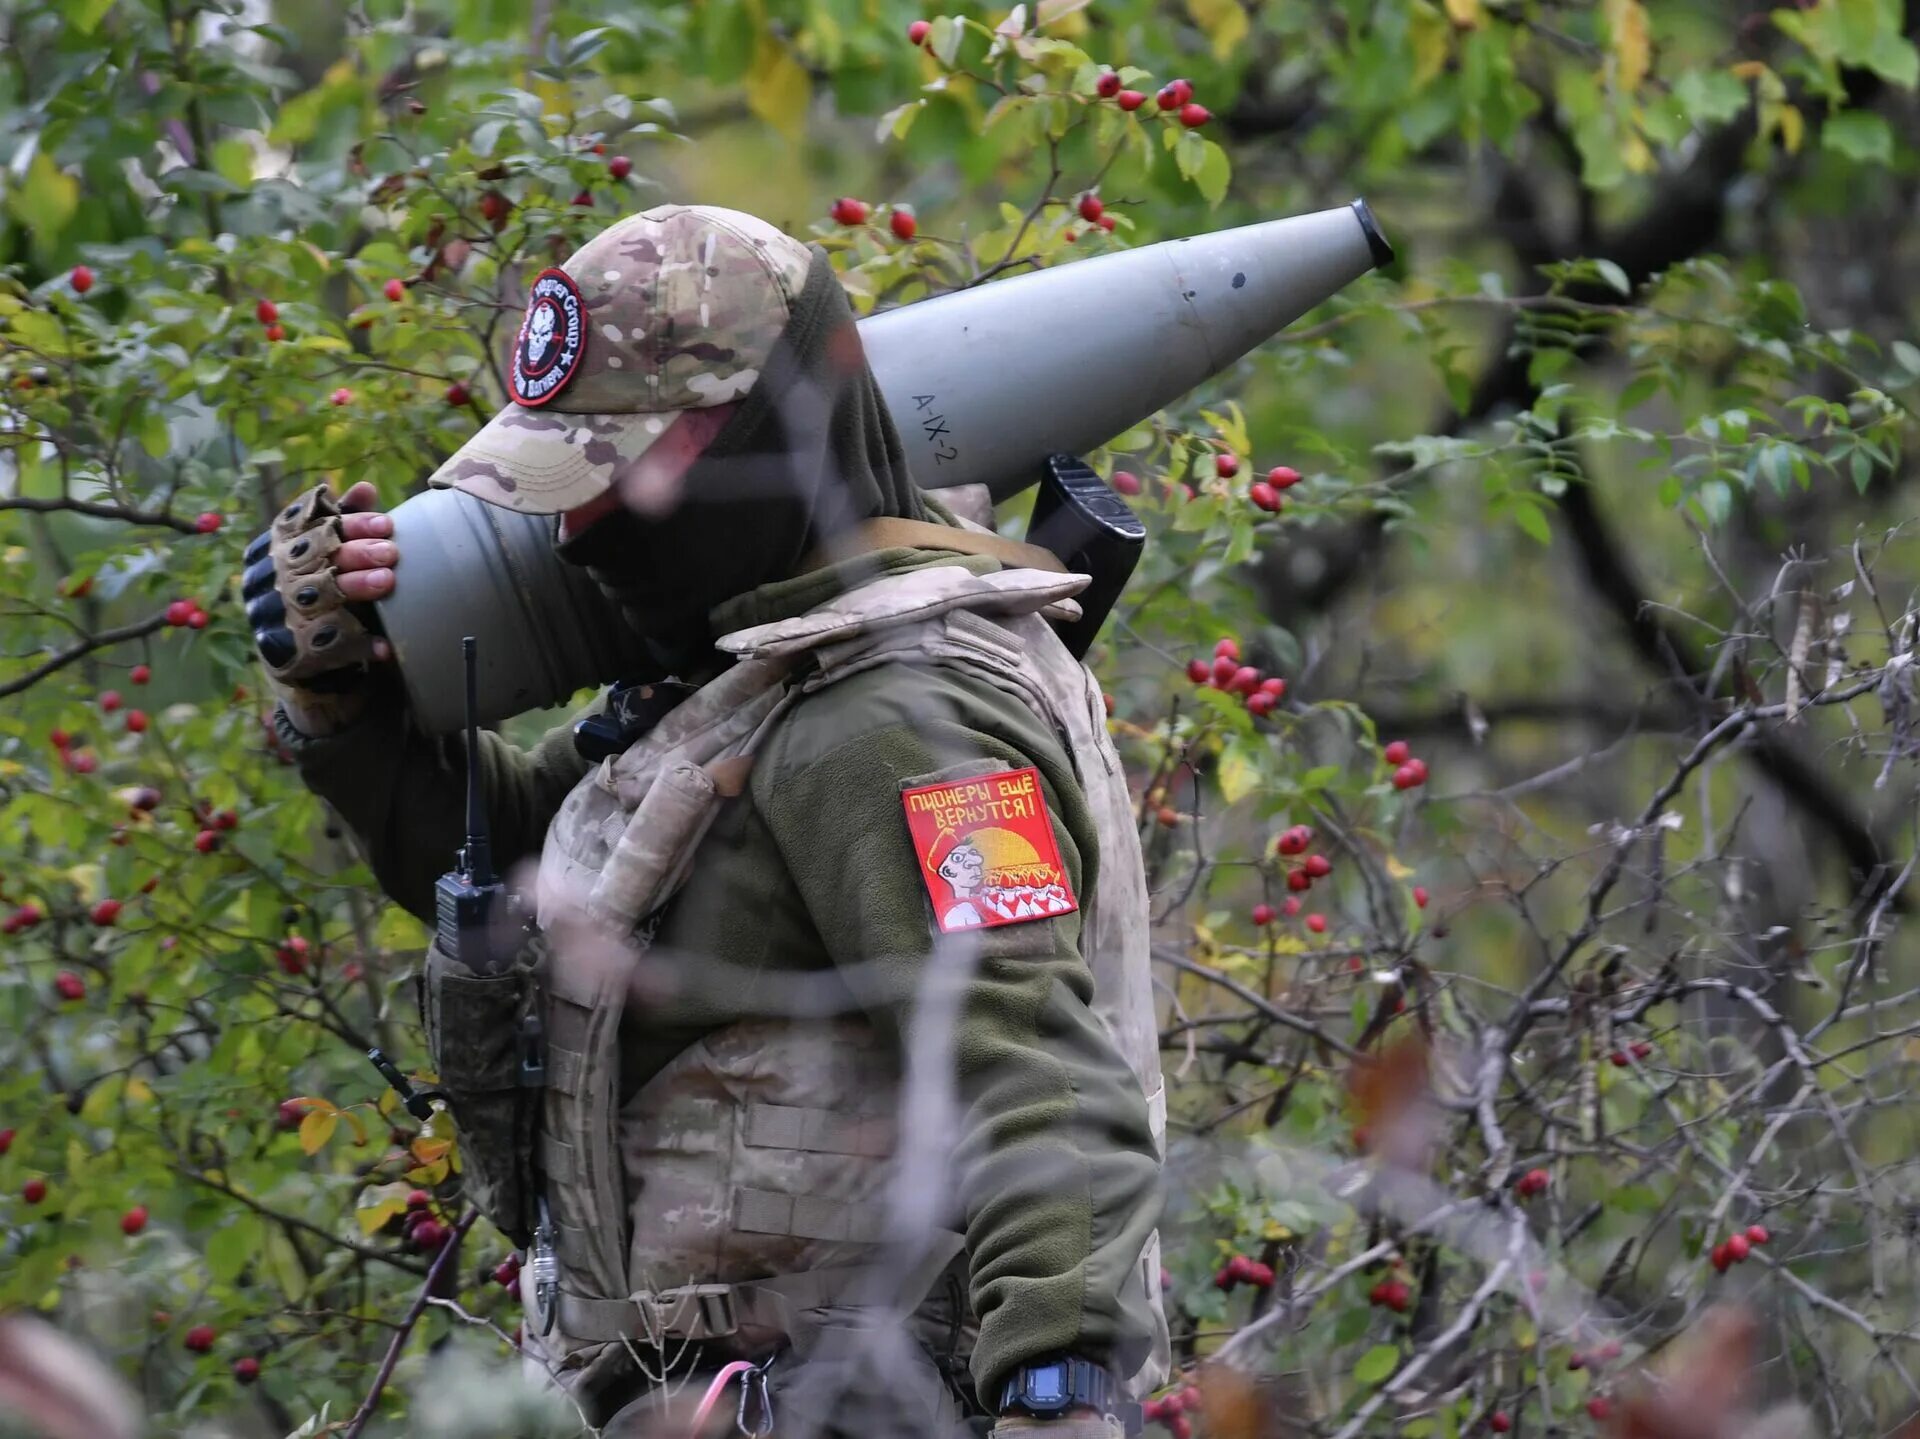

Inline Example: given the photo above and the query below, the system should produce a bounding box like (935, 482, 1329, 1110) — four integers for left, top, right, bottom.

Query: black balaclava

(554, 247, 928, 672)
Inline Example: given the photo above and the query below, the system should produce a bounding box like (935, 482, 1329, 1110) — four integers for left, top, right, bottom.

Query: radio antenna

(461, 636, 494, 887)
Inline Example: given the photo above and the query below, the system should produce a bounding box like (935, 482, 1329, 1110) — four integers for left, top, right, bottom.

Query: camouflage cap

(427, 204, 815, 514)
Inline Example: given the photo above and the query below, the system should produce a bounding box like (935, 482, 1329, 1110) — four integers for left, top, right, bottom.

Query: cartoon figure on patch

(904, 767, 1080, 934)
(934, 839, 987, 929)
(524, 300, 557, 367)
(509, 268, 588, 408)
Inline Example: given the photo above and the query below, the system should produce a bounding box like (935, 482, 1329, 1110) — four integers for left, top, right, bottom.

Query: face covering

(554, 246, 927, 672)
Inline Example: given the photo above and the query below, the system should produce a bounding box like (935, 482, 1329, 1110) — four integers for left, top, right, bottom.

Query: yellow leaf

(298, 1109, 338, 1156)
(1184, 0, 1248, 60)
(125, 1077, 153, 1104)
(411, 1135, 453, 1165)
(1218, 742, 1260, 806)
(1409, 3, 1451, 86)
(1622, 129, 1654, 172)
(745, 36, 811, 142)
(1384, 854, 1415, 880)
(1262, 1220, 1294, 1241)
(1776, 102, 1804, 153)
(1443, 0, 1483, 27)
(1036, 0, 1092, 32)
(1604, 0, 1652, 94)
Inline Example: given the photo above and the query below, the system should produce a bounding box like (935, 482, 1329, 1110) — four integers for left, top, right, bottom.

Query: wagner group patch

(903, 767, 1078, 933)
(509, 268, 587, 407)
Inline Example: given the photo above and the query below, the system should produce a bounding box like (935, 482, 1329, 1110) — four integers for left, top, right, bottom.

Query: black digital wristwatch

(997, 1354, 1114, 1419)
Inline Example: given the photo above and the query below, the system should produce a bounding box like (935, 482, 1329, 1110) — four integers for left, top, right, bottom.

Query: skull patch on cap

(509, 269, 587, 407)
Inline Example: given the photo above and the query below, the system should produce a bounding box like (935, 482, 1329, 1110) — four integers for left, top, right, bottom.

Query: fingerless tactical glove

(243, 485, 381, 734)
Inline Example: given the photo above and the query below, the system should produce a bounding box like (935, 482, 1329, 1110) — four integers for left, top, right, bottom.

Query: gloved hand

(989, 1416, 1126, 1438)
(243, 481, 398, 736)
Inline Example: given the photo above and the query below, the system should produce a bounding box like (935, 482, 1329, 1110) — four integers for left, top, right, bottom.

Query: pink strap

(687, 1361, 756, 1435)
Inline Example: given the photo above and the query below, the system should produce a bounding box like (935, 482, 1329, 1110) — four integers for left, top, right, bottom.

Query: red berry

(184, 1324, 216, 1353)
(1248, 481, 1282, 512)
(1413, 886, 1429, 909)
(330, 387, 352, 407)
(1214, 451, 1239, 478)
(1305, 913, 1327, 934)
(1407, 757, 1429, 782)
(1747, 1223, 1770, 1245)
(255, 299, 279, 325)
(1210, 654, 1238, 686)
(1179, 103, 1211, 128)
(1155, 806, 1179, 828)
(1568, 1352, 1587, 1371)
(194, 829, 218, 854)
(1214, 637, 1240, 660)
(1186, 659, 1209, 684)
(1116, 89, 1146, 111)
(570, 189, 594, 207)
(1517, 1168, 1549, 1197)
(407, 1188, 431, 1210)
(608, 155, 632, 180)
(1381, 1279, 1410, 1312)
(890, 208, 917, 241)
(1711, 1242, 1731, 1272)
(186, 609, 208, 629)
(23, 1178, 47, 1204)
(276, 1099, 306, 1131)
(1246, 691, 1276, 717)
(70, 265, 94, 294)
(121, 1205, 148, 1236)
(125, 710, 148, 734)
(1168, 77, 1195, 104)
(1267, 464, 1301, 488)
(1726, 1232, 1750, 1262)
(1260, 677, 1286, 697)
(69, 750, 98, 774)
(89, 898, 121, 926)
(907, 18, 930, 43)
(194, 511, 223, 533)
(412, 1218, 449, 1251)
(383, 278, 406, 302)
(1229, 665, 1260, 695)
(1392, 764, 1423, 790)
(0, 1130, 11, 1156)
(1169, 1416, 1192, 1439)
(233, 1356, 261, 1384)
(1096, 71, 1121, 98)
(264, 324, 285, 342)
(1595, 1341, 1623, 1362)
(1489, 1414, 1512, 1433)
(1304, 853, 1331, 879)
(1282, 897, 1301, 918)
(494, 1257, 521, 1285)
(130, 665, 151, 685)
(1276, 827, 1310, 856)
(1587, 1396, 1611, 1421)
(54, 971, 85, 1002)
(479, 190, 512, 226)
(8, 904, 44, 932)
(1157, 86, 1179, 110)
(1286, 869, 1312, 893)
(830, 197, 869, 226)
(1245, 1261, 1274, 1288)
(1077, 193, 1105, 224)
(213, 809, 238, 831)
(1632, 1041, 1653, 1060)
(99, 690, 122, 713)
(49, 728, 71, 749)
(166, 599, 194, 626)
(276, 936, 310, 975)
(1111, 470, 1141, 495)
(1383, 740, 1410, 765)
(1610, 1050, 1629, 1068)
(1252, 903, 1276, 926)
(1096, 214, 1116, 233)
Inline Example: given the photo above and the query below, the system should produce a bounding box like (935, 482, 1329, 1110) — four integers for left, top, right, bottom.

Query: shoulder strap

(809, 516, 1066, 576)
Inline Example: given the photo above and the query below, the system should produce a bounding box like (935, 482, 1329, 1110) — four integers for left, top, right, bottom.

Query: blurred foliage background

(2, 0, 1919, 1435)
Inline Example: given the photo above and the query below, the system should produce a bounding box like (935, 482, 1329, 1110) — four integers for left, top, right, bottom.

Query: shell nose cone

(1350, 198, 1394, 269)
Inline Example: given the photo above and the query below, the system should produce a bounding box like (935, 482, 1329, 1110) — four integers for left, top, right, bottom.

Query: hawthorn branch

(0, 494, 201, 533)
(0, 613, 173, 698)
(342, 1210, 478, 1439)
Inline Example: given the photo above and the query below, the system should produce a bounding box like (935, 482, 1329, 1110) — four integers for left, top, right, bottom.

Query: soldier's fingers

(339, 510, 393, 541)
(337, 481, 381, 513)
(336, 567, 394, 603)
(335, 538, 398, 573)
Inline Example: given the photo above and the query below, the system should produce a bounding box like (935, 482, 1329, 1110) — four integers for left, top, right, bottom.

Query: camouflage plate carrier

(514, 560, 1170, 1414)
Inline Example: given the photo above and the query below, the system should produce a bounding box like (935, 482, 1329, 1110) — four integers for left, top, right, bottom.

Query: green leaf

(1193, 139, 1231, 206)
(60, 0, 115, 33)
(1822, 112, 1893, 164)
(929, 15, 964, 67)
(207, 1211, 263, 1283)
(1891, 340, 1920, 376)
(5, 152, 79, 242)
(1593, 258, 1631, 296)
(1218, 740, 1261, 805)
(1672, 69, 1749, 127)
(1355, 1343, 1400, 1385)
(1511, 500, 1553, 545)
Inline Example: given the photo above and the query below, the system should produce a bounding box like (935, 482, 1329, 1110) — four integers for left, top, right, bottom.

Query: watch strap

(997, 1355, 1114, 1418)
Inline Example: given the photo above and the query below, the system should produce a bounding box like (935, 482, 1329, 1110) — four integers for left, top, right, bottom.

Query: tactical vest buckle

(634, 1283, 738, 1343)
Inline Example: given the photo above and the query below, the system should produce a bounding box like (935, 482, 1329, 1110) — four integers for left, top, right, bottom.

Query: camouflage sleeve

(752, 666, 1161, 1404)
(274, 681, 595, 924)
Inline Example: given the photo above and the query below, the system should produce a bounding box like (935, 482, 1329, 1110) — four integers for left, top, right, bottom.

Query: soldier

(246, 205, 1167, 1437)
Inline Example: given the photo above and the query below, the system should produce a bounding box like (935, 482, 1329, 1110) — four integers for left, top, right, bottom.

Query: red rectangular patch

(902, 766, 1079, 933)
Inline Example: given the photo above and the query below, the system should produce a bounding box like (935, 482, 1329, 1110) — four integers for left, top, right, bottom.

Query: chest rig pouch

(524, 564, 1170, 1415)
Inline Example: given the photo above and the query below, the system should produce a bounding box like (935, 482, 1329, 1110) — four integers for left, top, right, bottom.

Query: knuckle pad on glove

(243, 531, 272, 566)
(248, 484, 379, 686)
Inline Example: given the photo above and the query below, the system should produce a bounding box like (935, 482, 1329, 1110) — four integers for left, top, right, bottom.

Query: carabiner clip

(736, 1352, 775, 1438)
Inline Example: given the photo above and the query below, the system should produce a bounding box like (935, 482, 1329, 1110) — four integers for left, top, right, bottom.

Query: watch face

(1027, 1364, 1067, 1403)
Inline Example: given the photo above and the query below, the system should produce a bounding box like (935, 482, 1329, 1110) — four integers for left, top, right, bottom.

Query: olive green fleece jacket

(275, 549, 1161, 1403)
